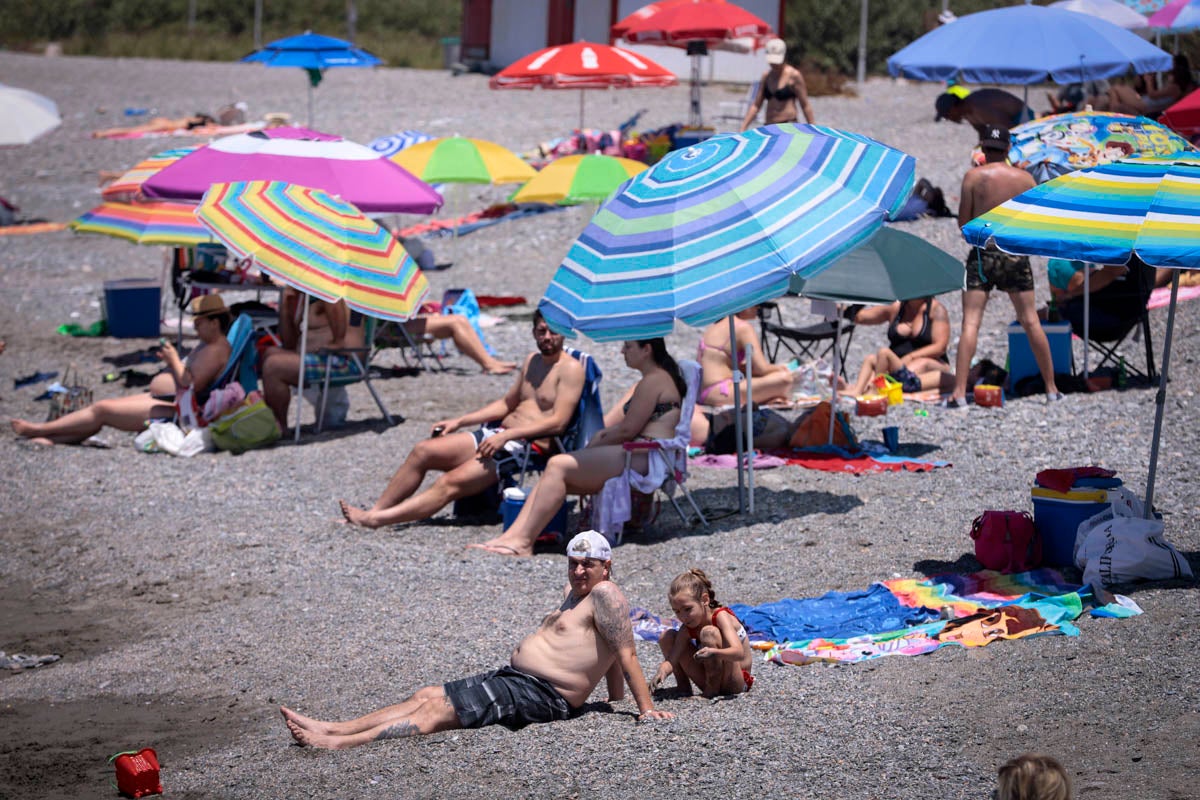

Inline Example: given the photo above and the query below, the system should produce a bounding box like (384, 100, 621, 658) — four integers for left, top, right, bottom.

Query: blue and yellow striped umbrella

(962, 153, 1200, 267)
(538, 124, 916, 341)
(195, 180, 428, 322)
(962, 153, 1200, 520)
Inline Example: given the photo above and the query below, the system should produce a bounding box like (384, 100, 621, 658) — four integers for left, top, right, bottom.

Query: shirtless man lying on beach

(338, 311, 583, 528)
(281, 531, 673, 748)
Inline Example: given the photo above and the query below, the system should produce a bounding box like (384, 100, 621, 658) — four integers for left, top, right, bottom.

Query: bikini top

(623, 398, 681, 422)
(887, 300, 935, 359)
(697, 338, 747, 366)
(764, 82, 796, 102)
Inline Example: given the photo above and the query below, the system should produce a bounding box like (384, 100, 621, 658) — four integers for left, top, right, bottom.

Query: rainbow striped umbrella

(194, 180, 429, 323)
(962, 153, 1200, 517)
(390, 136, 535, 185)
(102, 146, 199, 202)
(538, 124, 916, 341)
(70, 200, 212, 246)
(511, 154, 648, 205)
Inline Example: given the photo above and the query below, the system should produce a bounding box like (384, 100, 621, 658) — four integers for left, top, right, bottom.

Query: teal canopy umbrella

(788, 227, 964, 304)
(242, 31, 382, 126)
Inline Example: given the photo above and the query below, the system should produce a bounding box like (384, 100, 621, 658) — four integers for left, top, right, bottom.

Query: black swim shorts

(964, 246, 1035, 293)
(443, 665, 571, 730)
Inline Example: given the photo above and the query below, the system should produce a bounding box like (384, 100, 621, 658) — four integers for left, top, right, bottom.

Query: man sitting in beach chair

(338, 311, 584, 528)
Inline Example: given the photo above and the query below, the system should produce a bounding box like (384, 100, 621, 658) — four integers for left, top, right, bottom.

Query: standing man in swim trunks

(947, 125, 1062, 407)
(339, 311, 584, 527)
(280, 531, 673, 748)
(741, 38, 815, 131)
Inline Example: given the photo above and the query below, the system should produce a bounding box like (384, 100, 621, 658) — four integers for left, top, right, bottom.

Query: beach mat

(768, 444, 950, 473)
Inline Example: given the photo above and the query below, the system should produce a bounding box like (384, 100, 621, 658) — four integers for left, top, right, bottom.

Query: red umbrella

(617, 0, 770, 45)
(1158, 88, 1200, 143)
(613, 0, 773, 127)
(490, 41, 677, 128)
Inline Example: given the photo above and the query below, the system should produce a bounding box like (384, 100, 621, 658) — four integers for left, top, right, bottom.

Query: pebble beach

(1, 51, 1198, 799)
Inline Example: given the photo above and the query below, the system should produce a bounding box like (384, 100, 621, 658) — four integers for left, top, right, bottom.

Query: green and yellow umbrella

(511, 154, 648, 205)
(390, 136, 535, 185)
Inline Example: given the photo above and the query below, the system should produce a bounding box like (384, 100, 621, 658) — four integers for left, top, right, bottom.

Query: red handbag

(110, 748, 162, 798)
(970, 510, 1042, 573)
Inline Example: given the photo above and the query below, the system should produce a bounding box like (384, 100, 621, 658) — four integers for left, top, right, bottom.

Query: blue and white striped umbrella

(538, 124, 917, 341)
(367, 129, 434, 158)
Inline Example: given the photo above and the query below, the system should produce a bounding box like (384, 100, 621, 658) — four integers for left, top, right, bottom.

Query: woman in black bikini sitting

(741, 37, 815, 131)
(467, 338, 685, 557)
(847, 296, 954, 397)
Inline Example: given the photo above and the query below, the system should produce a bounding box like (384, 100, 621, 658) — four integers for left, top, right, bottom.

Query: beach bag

(1074, 501, 1191, 590)
(46, 366, 93, 421)
(788, 401, 855, 449)
(970, 510, 1041, 573)
(707, 406, 792, 454)
(209, 394, 280, 454)
(110, 747, 162, 798)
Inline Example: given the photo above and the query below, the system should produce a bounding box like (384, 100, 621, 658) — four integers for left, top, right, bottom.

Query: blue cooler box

(1031, 485, 1112, 567)
(501, 488, 569, 542)
(1007, 321, 1072, 388)
(104, 278, 161, 338)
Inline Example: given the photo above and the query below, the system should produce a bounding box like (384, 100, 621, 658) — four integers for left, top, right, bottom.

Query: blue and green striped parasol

(538, 124, 917, 341)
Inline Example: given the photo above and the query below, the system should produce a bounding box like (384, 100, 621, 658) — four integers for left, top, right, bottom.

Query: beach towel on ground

(729, 583, 941, 644)
(771, 444, 951, 473)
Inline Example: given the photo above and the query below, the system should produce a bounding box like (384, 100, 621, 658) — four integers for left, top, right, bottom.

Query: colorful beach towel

(765, 569, 1140, 667)
(91, 121, 265, 140)
(769, 444, 951, 473)
(0, 222, 66, 236)
(1148, 282, 1200, 310)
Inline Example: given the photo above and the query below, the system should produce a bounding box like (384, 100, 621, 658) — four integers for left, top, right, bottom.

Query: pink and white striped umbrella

(141, 126, 442, 215)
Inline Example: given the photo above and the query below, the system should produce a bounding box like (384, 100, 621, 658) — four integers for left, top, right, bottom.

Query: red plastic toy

(111, 748, 163, 798)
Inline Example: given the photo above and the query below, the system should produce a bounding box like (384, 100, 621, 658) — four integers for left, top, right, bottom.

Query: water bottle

(1118, 356, 1128, 389)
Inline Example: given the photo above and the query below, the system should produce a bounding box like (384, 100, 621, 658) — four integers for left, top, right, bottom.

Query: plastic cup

(882, 425, 900, 452)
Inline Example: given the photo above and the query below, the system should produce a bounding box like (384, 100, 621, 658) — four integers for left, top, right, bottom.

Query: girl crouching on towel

(652, 569, 753, 698)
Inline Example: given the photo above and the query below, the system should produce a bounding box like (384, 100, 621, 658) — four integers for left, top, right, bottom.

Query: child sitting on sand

(651, 569, 753, 698)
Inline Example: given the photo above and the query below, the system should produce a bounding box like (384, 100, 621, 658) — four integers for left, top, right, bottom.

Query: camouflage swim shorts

(964, 246, 1035, 293)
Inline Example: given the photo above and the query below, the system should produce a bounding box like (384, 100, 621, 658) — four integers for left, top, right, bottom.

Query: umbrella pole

(579, 90, 585, 131)
(1143, 270, 1179, 518)
(690, 54, 703, 128)
(729, 315, 745, 514)
(744, 343, 755, 514)
(294, 294, 310, 443)
(828, 317, 842, 445)
(307, 81, 314, 128)
(1082, 265, 1090, 380)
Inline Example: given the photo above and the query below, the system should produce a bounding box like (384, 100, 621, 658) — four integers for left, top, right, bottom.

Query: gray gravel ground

(1, 52, 1198, 799)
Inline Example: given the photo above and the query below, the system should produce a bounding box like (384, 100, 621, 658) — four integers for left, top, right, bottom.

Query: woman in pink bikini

(651, 568, 754, 698)
(696, 306, 793, 408)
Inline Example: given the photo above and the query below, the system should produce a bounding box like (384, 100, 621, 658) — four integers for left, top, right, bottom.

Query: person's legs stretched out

(281, 684, 461, 749)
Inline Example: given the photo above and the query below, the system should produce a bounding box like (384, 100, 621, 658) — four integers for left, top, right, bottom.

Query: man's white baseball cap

(566, 530, 612, 561)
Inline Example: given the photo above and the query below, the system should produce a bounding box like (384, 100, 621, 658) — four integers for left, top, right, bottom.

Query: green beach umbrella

(511, 154, 648, 206)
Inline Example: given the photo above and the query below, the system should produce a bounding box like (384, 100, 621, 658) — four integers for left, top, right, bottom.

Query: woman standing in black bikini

(740, 38, 815, 131)
(846, 296, 954, 397)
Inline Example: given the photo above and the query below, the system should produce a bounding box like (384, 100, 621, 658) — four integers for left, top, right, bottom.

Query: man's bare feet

(285, 718, 349, 749)
(339, 500, 383, 529)
(280, 706, 331, 734)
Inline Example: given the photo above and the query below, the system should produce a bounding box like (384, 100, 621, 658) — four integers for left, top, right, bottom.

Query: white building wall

(491, 0, 549, 66)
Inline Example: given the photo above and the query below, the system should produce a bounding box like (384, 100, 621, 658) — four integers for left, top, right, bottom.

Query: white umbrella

(0, 85, 61, 145)
(1049, 0, 1150, 29)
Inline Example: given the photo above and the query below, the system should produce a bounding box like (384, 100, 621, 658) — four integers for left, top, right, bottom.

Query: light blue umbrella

(242, 31, 382, 126)
(539, 124, 916, 342)
(887, 5, 1171, 85)
(539, 123, 915, 514)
